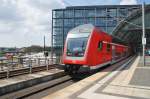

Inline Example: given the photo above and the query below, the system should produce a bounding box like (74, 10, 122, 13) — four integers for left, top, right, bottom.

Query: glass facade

(52, 5, 140, 48)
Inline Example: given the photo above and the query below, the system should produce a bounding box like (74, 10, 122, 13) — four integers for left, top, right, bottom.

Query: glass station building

(52, 5, 141, 48)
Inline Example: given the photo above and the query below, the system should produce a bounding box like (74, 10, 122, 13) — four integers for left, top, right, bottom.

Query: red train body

(62, 24, 130, 73)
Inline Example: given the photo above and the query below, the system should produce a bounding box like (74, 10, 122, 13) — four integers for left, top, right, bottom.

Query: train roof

(68, 24, 94, 34)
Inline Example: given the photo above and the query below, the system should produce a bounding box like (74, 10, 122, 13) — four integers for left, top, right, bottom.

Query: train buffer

(43, 56, 150, 99)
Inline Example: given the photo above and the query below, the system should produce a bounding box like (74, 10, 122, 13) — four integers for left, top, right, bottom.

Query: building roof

(112, 4, 150, 50)
(53, 5, 140, 11)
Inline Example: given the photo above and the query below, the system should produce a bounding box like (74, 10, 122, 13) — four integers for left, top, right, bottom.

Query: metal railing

(0, 57, 58, 78)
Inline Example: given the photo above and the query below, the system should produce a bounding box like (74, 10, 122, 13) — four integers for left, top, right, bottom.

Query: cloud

(0, 0, 65, 47)
(0, 0, 140, 47)
(120, 0, 137, 5)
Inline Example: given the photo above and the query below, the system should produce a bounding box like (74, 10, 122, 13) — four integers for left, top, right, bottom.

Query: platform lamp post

(44, 36, 48, 70)
(44, 36, 49, 70)
(142, 2, 146, 66)
(44, 35, 46, 58)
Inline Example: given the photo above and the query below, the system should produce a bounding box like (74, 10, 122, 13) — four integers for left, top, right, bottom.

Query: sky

(0, 0, 149, 48)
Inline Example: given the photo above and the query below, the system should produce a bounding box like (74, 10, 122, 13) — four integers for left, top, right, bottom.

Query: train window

(107, 44, 111, 51)
(98, 41, 103, 51)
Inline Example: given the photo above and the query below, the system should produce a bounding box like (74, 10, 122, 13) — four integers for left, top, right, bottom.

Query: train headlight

(67, 52, 72, 56)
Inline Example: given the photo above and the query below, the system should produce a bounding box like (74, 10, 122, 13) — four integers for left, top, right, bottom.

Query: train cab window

(98, 41, 103, 51)
(67, 37, 88, 57)
(107, 44, 111, 51)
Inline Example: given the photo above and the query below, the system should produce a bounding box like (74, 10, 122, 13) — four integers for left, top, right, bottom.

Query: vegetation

(0, 46, 63, 54)
(0, 51, 4, 57)
(22, 45, 52, 53)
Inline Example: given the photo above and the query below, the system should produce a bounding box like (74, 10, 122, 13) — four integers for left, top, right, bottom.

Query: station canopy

(112, 4, 150, 52)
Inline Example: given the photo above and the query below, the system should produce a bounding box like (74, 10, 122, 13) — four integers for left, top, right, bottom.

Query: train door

(106, 43, 111, 62)
(112, 45, 116, 63)
(99, 41, 106, 64)
(97, 41, 103, 64)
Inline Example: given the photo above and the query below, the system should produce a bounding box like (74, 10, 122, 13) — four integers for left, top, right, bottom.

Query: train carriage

(62, 24, 130, 74)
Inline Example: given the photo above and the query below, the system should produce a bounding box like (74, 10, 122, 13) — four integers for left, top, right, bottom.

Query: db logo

(73, 60, 76, 63)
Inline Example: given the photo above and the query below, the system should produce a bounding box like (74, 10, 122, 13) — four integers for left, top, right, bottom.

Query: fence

(0, 57, 57, 78)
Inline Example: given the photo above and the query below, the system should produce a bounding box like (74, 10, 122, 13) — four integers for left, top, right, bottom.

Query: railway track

(0, 65, 58, 79)
(20, 56, 136, 99)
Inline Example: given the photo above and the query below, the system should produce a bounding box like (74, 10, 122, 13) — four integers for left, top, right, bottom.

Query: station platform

(43, 56, 150, 99)
(0, 68, 65, 98)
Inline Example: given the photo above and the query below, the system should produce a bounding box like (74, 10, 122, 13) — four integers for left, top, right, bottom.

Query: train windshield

(67, 37, 88, 57)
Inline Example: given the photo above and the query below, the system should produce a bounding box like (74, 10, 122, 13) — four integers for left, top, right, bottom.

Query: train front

(62, 24, 94, 74)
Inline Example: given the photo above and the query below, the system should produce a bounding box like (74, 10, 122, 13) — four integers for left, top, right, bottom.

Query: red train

(62, 24, 130, 74)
